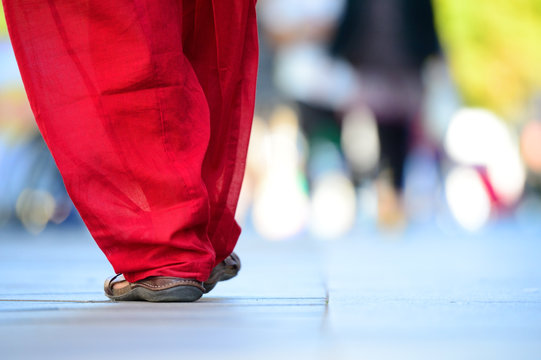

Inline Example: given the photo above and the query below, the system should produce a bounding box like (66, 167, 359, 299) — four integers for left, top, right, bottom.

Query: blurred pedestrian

(2, 0, 258, 302)
(331, 0, 440, 226)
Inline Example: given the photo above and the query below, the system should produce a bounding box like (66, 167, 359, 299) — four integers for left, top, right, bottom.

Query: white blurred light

(246, 116, 270, 177)
(445, 108, 525, 205)
(15, 189, 56, 234)
(445, 167, 491, 231)
(445, 108, 507, 165)
(487, 147, 525, 205)
(310, 172, 356, 239)
(341, 107, 380, 174)
(252, 106, 309, 240)
(252, 173, 309, 240)
(267, 106, 301, 168)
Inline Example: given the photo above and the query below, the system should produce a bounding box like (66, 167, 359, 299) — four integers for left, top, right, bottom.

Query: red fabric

(2, 0, 258, 282)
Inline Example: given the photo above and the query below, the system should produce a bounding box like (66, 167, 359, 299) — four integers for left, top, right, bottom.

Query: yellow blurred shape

(0, 3, 7, 38)
(0, 88, 36, 143)
(434, 0, 541, 120)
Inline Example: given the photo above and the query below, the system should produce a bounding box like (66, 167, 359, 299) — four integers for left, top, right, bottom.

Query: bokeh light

(445, 108, 526, 206)
(445, 167, 491, 231)
(15, 189, 56, 234)
(1, 0, 541, 237)
(341, 107, 379, 176)
(251, 106, 309, 240)
(309, 171, 356, 239)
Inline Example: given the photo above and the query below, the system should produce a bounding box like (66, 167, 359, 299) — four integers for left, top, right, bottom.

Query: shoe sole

(107, 285, 203, 302)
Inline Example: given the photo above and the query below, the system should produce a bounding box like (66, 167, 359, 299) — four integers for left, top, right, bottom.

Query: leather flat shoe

(203, 252, 241, 293)
(104, 274, 204, 302)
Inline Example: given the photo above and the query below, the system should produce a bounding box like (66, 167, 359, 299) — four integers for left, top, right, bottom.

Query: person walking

(2, 0, 259, 302)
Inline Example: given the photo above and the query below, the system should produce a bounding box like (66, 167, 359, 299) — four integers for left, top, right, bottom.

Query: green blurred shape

(0, 2, 7, 38)
(434, 0, 541, 120)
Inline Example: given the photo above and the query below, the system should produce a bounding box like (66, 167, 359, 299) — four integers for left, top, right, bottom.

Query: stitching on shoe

(137, 279, 203, 291)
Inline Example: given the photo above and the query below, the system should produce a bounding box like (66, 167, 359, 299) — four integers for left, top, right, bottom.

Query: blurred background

(1, 0, 541, 240)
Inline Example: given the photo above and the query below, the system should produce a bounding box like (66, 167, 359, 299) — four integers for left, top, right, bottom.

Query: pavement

(0, 221, 540, 359)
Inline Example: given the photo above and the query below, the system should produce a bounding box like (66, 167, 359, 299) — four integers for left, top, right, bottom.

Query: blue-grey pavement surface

(0, 221, 540, 359)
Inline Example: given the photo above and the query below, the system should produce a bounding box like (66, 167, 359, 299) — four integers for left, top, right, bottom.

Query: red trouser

(2, 0, 258, 282)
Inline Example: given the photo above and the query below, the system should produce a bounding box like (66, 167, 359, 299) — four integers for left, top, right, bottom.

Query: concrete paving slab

(0, 223, 540, 359)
